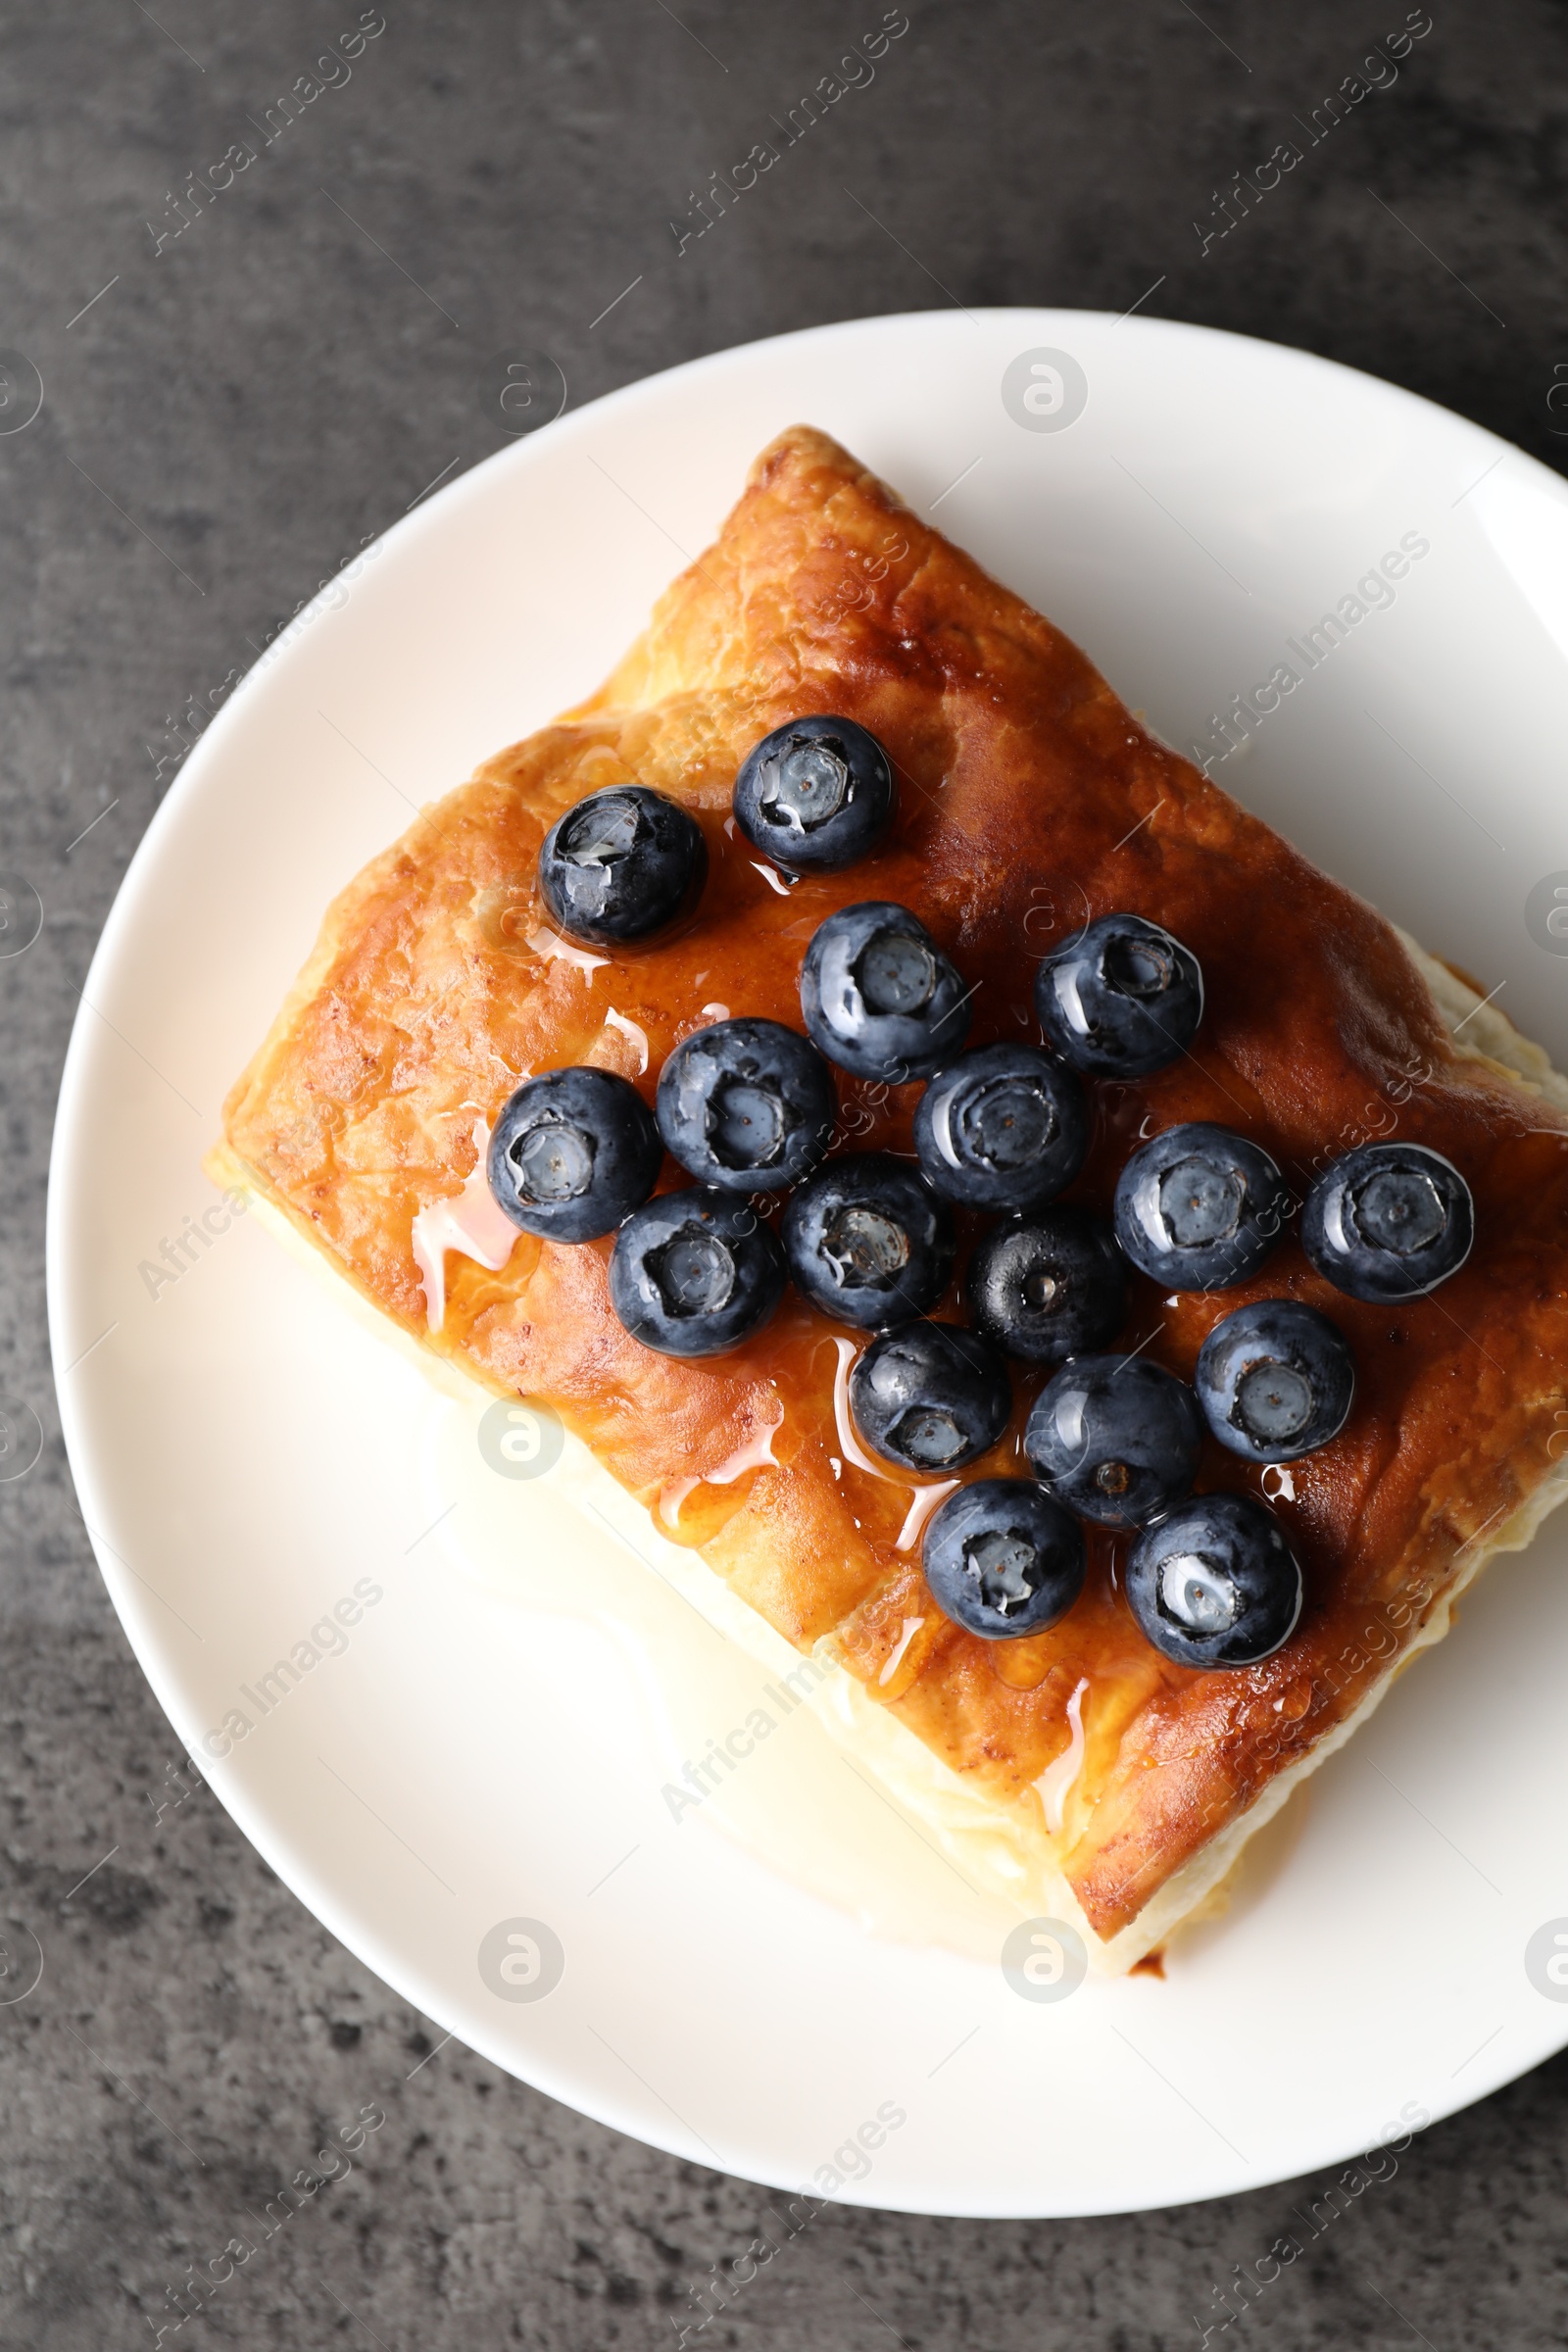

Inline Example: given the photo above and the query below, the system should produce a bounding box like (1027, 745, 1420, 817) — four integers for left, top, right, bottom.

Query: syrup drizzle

(895, 1479, 958, 1553)
(831, 1336, 894, 1479)
(412, 1120, 519, 1332)
(878, 1614, 926, 1688)
(658, 1396, 786, 1529)
(604, 1008, 650, 1072)
(830, 1336, 959, 1551)
(525, 923, 611, 976)
(1037, 1676, 1090, 1836)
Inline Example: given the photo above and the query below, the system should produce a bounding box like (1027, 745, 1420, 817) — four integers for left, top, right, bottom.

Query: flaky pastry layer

(215, 426, 1568, 1956)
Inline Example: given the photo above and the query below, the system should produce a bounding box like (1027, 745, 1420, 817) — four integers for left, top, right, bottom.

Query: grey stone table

(6, 2, 1568, 2343)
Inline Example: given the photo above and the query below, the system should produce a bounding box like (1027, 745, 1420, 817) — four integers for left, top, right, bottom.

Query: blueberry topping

(1113, 1122, 1286, 1292)
(1126, 1493, 1304, 1668)
(488, 1068, 662, 1242)
(912, 1043, 1088, 1213)
(782, 1152, 956, 1329)
(1196, 1299, 1355, 1462)
(1301, 1142, 1473, 1302)
(656, 1017, 835, 1194)
(848, 1321, 1012, 1472)
(800, 901, 972, 1083)
(1035, 913, 1204, 1076)
(1025, 1353, 1203, 1528)
(921, 1479, 1086, 1640)
(966, 1209, 1128, 1365)
(537, 785, 707, 946)
(609, 1188, 786, 1357)
(733, 715, 897, 872)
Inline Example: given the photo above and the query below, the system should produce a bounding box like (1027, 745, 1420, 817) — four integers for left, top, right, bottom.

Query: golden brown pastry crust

(218, 425, 1568, 1941)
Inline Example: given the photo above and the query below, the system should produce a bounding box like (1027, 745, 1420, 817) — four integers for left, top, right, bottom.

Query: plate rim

(46, 303, 1568, 2218)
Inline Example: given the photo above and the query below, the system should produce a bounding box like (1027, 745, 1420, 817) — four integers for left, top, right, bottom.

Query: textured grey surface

(7, 0, 1568, 2342)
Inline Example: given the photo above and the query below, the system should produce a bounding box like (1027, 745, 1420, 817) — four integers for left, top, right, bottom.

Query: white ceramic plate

(49, 311, 1568, 2219)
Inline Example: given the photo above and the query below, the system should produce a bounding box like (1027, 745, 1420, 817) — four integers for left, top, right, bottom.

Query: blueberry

(1301, 1142, 1473, 1302)
(657, 1018, 835, 1194)
(1196, 1299, 1355, 1462)
(967, 1209, 1128, 1366)
(733, 714, 897, 873)
(800, 902, 972, 1083)
(538, 785, 707, 946)
(921, 1479, 1086, 1640)
(488, 1068, 662, 1242)
(1035, 913, 1204, 1076)
(782, 1153, 955, 1329)
(1113, 1122, 1286, 1292)
(912, 1043, 1088, 1213)
(609, 1188, 786, 1357)
(1025, 1354, 1202, 1528)
(1125, 1493, 1303, 1669)
(848, 1321, 1012, 1473)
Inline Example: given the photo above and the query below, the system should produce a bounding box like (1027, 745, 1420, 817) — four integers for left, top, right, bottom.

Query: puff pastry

(212, 425, 1568, 1970)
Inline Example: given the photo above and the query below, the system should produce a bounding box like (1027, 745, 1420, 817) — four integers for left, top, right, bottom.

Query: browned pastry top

(221, 425, 1568, 1936)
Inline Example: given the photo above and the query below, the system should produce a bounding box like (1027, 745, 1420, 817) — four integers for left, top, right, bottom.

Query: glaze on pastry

(210, 426, 1568, 1970)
